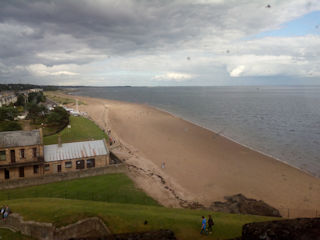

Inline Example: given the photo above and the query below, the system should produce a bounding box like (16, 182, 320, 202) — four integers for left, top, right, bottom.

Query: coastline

(60, 92, 320, 217)
(70, 91, 316, 178)
(150, 105, 317, 178)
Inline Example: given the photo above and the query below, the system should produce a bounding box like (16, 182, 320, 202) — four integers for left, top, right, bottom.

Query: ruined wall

(240, 218, 320, 240)
(0, 213, 111, 240)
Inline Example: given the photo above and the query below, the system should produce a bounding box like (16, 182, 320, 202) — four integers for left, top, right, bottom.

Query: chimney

(58, 135, 62, 147)
(39, 128, 43, 144)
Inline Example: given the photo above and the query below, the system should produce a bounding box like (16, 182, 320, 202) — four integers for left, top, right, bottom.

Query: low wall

(240, 217, 320, 240)
(0, 164, 126, 190)
(0, 213, 111, 240)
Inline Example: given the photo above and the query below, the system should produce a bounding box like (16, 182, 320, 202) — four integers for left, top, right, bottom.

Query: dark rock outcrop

(241, 217, 320, 240)
(70, 229, 177, 240)
(210, 194, 281, 217)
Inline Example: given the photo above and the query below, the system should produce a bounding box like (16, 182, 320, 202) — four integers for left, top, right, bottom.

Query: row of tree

(0, 104, 69, 132)
(1, 90, 69, 132)
(15, 91, 46, 107)
(0, 84, 59, 91)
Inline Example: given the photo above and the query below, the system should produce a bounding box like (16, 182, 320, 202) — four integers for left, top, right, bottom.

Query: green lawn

(0, 174, 280, 239)
(43, 115, 108, 145)
(0, 229, 34, 240)
(44, 92, 85, 105)
(0, 174, 158, 206)
(3, 198, 278, 240)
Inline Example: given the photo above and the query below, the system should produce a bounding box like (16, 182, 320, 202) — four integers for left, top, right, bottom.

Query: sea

(70, 86, 320, 178)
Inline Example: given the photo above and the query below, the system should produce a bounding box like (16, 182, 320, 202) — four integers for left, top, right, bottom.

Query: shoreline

(151, 105, 317, 179)
(69, 92, 317, 179)
(62, 92, 320, 216)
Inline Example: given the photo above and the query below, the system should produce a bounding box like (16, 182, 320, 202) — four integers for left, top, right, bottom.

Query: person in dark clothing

(208, 215, 214, 234)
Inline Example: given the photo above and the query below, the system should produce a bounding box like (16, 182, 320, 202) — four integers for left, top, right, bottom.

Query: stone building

(0, 129, 44, 180)
(43, 139, 109, 174)
(0, 129, 110, 181)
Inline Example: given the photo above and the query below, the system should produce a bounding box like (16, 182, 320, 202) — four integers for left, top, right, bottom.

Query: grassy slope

(4, 198, 277, 240)
(0, 229, 34, 240)
(44, 92, 85, 105)
(0, 174, 158, 206)
(43, 115, 108, 145)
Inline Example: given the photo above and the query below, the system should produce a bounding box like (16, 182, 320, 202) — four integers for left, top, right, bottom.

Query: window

(19, 167, 24, 177)
(4, 169, 9, 179)
(33, 165, 39, 174)
(86, 158, 95, 168)
(20, 149, 25, 158)
(10, 150, 15, 163)
(65, 161, 72, 168)
(44, 164, 50, 171)
(76, 160, 84, 169)
(32, 148, 37, 157)
(0, 151, 5, 161)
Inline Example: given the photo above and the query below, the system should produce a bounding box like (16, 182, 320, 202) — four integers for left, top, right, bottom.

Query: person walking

(3, 205, 10, 221)
(208, 215, 214, 234)
(200, 216, 208, 235)
(0, 205, 5, 219)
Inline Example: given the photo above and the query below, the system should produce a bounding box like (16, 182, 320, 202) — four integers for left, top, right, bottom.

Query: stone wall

(71, 229, 177, 240)
(43, 154, 109, 175)
(0, 144, 43, 165)
(0, 164, 126, 190)
(239, 217, 320, 240)
(0, 213, 111, 240)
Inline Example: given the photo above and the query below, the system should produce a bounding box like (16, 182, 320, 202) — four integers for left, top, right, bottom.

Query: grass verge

(43, 115, 108, 145)
(0, 174, 158, 206)
(44, 92, 85, 105)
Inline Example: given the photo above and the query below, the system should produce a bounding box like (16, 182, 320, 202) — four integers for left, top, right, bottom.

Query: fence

(279, 208, 320, 218)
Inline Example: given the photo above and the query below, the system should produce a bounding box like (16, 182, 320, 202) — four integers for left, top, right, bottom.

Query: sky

(0, 0, 319, 86)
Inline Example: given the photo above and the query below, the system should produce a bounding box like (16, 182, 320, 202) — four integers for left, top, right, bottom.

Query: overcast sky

(0, 0, 319, 86)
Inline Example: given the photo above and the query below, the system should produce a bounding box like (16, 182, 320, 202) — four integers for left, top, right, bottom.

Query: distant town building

(28, 88, 43, 93)
(0, 91, 18, 107)
(0, 88, 43, 107)
(0, 129, 110, 181)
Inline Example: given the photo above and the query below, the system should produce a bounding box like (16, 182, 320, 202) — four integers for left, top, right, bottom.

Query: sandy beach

(57, 93, 320, 217)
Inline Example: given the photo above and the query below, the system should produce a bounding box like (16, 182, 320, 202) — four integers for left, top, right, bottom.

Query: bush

(0, 121, 22, 131)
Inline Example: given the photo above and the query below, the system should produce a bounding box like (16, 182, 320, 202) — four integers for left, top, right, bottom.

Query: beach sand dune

(62, 93, 320, 217)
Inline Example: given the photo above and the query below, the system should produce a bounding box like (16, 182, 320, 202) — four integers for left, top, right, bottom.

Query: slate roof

(0, 130, 41, 148)
(44, 140, 108, 162)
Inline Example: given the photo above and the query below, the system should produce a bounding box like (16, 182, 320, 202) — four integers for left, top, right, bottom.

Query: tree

(26, 103, 47, 123)
(28, 92, 46, 104)
(15, 94, 26, 107)
(46, 106, 69, 126)
(0, 106, 19, 121)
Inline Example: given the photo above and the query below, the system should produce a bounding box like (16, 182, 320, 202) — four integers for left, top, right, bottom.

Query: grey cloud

(0, 0, 319, 85)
